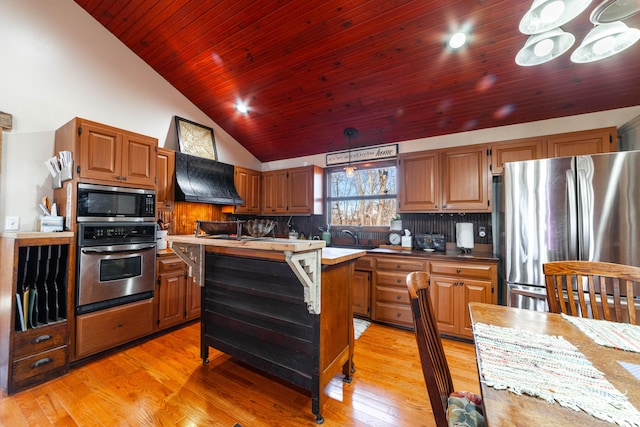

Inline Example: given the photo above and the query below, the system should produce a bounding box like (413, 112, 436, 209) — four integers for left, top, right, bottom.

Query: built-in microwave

(77, 183, 155, 222)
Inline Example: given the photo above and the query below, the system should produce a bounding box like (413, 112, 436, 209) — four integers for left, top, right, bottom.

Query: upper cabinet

(55, 118, 157, 189)
(234, 166, 261, 214)
(398, 145, 490, 213)
(156, 147, 175, 210)
(261, 165, 323, 215)
(490, 127, 617, 175)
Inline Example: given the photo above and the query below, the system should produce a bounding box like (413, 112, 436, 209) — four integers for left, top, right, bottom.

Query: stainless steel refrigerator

(503, 150, 640, 311)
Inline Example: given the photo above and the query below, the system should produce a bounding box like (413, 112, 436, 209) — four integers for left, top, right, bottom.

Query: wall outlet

(5, 216, 20, 231)
(478, 226, 486, 238)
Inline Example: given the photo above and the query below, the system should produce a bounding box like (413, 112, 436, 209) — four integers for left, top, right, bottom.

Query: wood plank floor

(0, 322, 480, 426)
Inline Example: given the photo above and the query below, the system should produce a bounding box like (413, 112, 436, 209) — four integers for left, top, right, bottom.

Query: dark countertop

(365, 245, 498, 263)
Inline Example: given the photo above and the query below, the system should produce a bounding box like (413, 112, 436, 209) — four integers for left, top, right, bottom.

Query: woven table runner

(474, 322, 640, 426)
(562, 314, 640, 353)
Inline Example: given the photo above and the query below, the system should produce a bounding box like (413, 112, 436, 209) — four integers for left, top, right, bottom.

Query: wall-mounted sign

(326, 144, 398, 166)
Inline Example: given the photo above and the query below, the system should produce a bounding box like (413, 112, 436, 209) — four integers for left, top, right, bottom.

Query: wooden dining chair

(543, 260, 640, 325)
(406, 271, 485, 427)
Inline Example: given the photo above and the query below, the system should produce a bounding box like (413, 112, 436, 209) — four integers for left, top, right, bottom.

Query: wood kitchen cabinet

(398, 145, 490, 213)
(490, 136, 546, 175)
(234, 166, 261, 214)
(156, 147, 175, 210)
(371, 255, 428, 329)
(156, 254, 200, 331)
(261, 165, 323, 215)
(55, 117, 157, 189)
(428, 260, 497, 340)
(0, 232, 74, 394)
(353, 256, 374, 318)
(546, 127, 617, 158)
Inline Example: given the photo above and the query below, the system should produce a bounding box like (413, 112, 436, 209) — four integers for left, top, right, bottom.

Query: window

(326, 162, 397, 226)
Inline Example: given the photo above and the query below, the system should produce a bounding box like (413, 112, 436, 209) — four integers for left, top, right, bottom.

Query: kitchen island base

(201, 249, 356, 423)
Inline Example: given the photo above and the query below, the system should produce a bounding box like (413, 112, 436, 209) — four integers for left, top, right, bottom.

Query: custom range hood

(174, 151, 243, 205)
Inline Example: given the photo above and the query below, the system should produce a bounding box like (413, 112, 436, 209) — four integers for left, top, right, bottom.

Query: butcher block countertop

(165, 235, 365, 265)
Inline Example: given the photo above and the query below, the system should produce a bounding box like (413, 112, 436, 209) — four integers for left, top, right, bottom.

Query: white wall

(2, 0, 639, 231)
(0, 0, 260, 231)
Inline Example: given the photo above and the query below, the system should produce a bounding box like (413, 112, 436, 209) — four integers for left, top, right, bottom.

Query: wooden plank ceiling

(75, 1, 640, 162)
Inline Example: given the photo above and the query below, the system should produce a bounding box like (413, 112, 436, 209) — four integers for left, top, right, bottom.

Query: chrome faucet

(342, 229, 359, 245)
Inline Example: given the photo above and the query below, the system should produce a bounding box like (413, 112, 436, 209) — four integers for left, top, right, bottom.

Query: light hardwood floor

(0, 322, 480, 426)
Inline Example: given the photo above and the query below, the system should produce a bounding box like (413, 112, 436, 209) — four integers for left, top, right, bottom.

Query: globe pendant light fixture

(343, 127, 358, 178)
(516, 28, 576, 65)
(570, 21, 640, 62)
(519, 0, 593, 34)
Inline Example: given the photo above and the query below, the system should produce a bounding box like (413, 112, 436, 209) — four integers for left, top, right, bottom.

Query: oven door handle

(81, 243, 156, 254)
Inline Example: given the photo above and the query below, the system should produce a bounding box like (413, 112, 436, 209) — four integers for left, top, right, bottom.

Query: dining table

(469, 302, 640, 427)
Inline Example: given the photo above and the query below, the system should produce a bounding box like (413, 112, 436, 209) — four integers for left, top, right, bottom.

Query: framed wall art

(175, 116, 217, 160)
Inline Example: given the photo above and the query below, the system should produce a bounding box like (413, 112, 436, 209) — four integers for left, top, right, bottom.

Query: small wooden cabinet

(0, 232, 74, 394)
(156, 147, 175, 210)
(398, 146, 490, 213)
(428, 260, 497, 340)
(546, 127, 617, 158)
(261, 165, 323, 215)
(490, 137, 546, 175)
(156, 254, 201, 330)
(353, 256, 373, 317)
(234, 166, 261, 214)
(372, 255, 428, 328)
(54, 117, 157, 189)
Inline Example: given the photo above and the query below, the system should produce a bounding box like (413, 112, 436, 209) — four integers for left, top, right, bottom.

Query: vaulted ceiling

(75, 1, 640, 162)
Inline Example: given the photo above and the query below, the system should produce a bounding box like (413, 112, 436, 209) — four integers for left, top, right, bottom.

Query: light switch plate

(5, 216, 19, 230)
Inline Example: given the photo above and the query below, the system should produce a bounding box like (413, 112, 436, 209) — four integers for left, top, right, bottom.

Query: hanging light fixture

(343, 127, 358, 178)
(570, 21, 640, 62)
(515, 28, 576, 65)
(519, 0, 593, 35)
(590, 0, 640, 24)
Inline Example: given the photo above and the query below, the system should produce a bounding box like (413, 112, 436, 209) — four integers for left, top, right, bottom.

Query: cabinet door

(157, 273, 186, 330)
(262, 170, 288, 214)
(121, 132, 156, 187)
(547, 127, 617, 158)
(428, 276, 457, 336)
(440, 146, 490, 212)
(352, 270, 370, 317)
(491, 137, 545, 175)
(185, 276, 201, 320)
(79, 122, 122, 182)
(235, 166, 261, 214)
(458, 279, 493, 339)
(156, 147, 175, 209)
(397, 151, 440, 212)
(288, 167, 313, 214)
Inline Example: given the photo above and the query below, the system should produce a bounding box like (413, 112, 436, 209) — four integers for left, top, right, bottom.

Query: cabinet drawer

(376, 285, 411, 304)
(75, 298, 154, 359)
(158, 256, 186, 274)
(355, 256, 374, 270)
(12, 346, 67, 384)
(376, 257, 427, 272)
(13, 322, 68, 359)
(374, 301, 413, 327)
(376, 270, 411, 289)
(429, 261, 494, 280)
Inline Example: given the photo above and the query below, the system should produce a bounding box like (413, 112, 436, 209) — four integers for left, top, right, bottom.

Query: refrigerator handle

(566, 168, 579, 258)
(575, 161, 590, 260)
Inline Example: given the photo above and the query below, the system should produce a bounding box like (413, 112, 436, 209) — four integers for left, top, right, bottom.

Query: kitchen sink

(328, 244, 377, 250)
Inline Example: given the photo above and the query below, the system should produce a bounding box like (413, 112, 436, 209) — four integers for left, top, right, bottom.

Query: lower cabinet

(353, 256, 373, 317)
(428, 261, 496, 340)
(372, 256, 428, 329)
(156, 254, 201, 330)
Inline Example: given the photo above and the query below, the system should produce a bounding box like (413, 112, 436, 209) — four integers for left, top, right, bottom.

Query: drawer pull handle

(31, 357, 53, 369)
(396, 295, 401, 300)
(396, 313, 402, 318)
(118, 323, 123, 328)
(396, 264, 401, 269)
(456, 269, 461, 274)
(169, 263, 177, 267)
(396, 278, 401, 283)
(32, 334, 52, 344)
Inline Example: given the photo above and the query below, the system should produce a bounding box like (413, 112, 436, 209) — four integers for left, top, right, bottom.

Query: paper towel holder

(455, 222, 474, 254)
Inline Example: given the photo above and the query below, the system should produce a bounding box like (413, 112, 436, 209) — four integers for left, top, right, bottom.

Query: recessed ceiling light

(235, 102, 249, 114)
(448, 31, 468, 49)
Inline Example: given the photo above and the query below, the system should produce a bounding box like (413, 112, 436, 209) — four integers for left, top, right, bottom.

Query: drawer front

(373, 301, 413, 327)
(13, 322, 68, 359)
(158, 257, 186, 274)
(376, 257, 427, 272)
(12, 346, 67, 384)
(75, 299, 154, 359)
(355, 256, 374, 270)
(376, 285, 411, 304)
(429, 261, 494, 280)
(376, 270, 413, 289)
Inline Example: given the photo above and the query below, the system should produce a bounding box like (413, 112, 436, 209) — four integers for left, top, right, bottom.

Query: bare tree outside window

(327, 163, 397, 226)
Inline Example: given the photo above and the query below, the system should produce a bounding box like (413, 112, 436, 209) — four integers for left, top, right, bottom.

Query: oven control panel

(78, 222, 156, 246)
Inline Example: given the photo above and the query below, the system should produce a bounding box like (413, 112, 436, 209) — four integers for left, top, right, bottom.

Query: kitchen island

(165, 235, 365, 424)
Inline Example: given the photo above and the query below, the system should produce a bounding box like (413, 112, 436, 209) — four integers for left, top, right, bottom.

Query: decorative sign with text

(326, 144, 398, 166)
